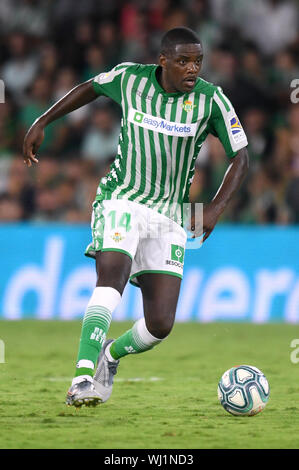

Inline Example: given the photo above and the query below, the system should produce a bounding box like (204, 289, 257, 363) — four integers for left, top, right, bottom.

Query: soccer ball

(217, 365, 270, 416)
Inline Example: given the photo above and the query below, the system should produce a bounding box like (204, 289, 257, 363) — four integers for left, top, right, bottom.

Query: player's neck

(156, 66, 177, 94)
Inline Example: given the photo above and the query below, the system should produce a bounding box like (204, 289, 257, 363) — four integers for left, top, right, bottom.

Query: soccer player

(23, 27, 249, 407)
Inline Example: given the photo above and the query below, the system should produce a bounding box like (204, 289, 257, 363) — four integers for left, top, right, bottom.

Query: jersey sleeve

(208, 87, 248, 157)
(92, 62, 135, 105)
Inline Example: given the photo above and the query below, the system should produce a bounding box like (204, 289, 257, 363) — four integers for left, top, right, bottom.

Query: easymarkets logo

(128, 107, 197, 137)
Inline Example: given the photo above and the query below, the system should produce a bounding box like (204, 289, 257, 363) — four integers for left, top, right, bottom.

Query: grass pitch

(0, 320, 299, 449)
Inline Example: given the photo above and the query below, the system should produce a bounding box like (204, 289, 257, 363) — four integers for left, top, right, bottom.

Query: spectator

(286, 178, 299, 223)
(38, 42, 59, 79)
(8, 0, 50, 38)
(242, 107, 273, 167)
(269, 48, 299, 110)
(96, 21, 122, 69)
(1, 32, 38, 105)
(34, 156, 62, 189)
(237, 0, 298, 57)
(81, 45, 106, 82)
(33, 185, 62, 221)
(241, 164, 292, 224)
(0, 0, 17, 35)
(0, 0, 49, 37)
(272, 105, 299, 180)
(18, 75, 68, 155)
(59, 19, 94, 72)
(52, 66, 90, 143)
(0, 1, 298, 225)
(0, 96, 17, 157)
(120, 1, 150, 62)
(81, 106, 120, 167)
(0, 193, 23, 221)
(274, 105, 299, 222)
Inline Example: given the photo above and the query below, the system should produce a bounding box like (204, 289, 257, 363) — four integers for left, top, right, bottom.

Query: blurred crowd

(0, 0, 298, 224)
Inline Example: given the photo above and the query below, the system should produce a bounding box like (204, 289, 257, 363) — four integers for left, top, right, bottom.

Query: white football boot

(66, 378, 103, 408)
(93, 339, 120, 403)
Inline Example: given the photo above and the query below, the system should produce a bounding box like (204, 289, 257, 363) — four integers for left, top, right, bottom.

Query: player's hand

(201, 202, 221, 243)
(190, 202, 221, 243)
(23, 122, 45, 167)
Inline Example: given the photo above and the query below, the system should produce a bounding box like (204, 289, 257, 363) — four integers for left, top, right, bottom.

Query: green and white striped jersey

(92, 62, 248, 225)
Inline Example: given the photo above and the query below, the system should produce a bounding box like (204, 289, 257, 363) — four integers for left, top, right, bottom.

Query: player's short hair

(161, 27, 201, 55)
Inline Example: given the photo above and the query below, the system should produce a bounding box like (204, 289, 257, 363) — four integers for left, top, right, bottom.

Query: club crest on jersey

(182, 100, 197, 112)
(111, 231, 124, 243)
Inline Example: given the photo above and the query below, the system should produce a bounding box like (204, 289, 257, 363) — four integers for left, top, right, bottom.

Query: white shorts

(85, 199, 187, 286)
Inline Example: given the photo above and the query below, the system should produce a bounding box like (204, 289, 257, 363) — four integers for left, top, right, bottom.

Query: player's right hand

(23, 122, 45, 167)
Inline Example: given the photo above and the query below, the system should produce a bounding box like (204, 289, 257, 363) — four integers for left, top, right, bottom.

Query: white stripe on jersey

(196, 92, 213, 140)
(170, 93, 199, 207)
(123, 77, 149, 200)
(112, 74, 137, 198)
(133, 83, 155, 204)
(148, 93, 163, 204)
(213, 90, 248, 152)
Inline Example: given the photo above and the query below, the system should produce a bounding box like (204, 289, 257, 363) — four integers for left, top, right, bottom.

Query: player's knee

(146, 315, 174, 339)
(96, 251, 131, 294)
(97, 273, 127, 295)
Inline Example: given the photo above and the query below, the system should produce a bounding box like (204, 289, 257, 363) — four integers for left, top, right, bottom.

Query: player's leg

(139, 272, 181, 338)
(108, 273, 181, 359)
(75, 250, 131, 378)
(93, 273, 181, 402)
(66, 199, 139, 406)
(105, 207, 186, 360)
(66, 250, 131, 407)
(92, 202, 185, 403)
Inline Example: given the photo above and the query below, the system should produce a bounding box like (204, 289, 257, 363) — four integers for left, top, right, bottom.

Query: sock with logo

(109, 318, 163, 360)
(74, 286, 121, 381)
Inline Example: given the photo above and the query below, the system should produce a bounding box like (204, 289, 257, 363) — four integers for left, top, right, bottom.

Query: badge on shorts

(171, 244, 185, 263)
(111, 231, 124, 243)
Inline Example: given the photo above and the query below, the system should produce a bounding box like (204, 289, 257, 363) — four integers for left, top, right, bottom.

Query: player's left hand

(23, 121, 44, 167)
(191, 202, 221, 243)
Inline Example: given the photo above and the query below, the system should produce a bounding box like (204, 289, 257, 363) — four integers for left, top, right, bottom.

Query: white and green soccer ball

(218, 365, 270, 416)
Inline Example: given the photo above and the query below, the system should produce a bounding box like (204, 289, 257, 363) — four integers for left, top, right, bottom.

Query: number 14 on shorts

(108, 210, 132, 232)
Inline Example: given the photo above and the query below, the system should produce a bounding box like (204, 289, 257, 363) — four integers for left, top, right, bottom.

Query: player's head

(159, 27, 203, 94)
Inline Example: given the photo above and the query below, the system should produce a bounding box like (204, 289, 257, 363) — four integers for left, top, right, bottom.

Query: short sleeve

(209, 87, 248, 157)
(92, 62, 135, 105)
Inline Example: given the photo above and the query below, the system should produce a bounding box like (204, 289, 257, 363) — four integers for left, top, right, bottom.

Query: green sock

(110, 318, 162, 360)
(75, 305, 112, 377)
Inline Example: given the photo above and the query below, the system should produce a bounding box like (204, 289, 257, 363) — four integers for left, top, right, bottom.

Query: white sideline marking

(45, 377, 164, 383)
(116, 377, 163, 382)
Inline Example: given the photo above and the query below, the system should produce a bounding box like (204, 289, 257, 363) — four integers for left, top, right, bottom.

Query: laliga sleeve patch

(229, 116, 246, 144)
(97, 71, 112, 84)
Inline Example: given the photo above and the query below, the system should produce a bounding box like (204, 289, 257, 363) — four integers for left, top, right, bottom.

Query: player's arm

(23, 79, 97, 166)
(200, 147, 249, 242)
(192, 87, 249, 242)
(23, 63, 134, 167)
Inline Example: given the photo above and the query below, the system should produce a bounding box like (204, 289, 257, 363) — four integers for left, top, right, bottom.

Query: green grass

(0, 320, 299, 449)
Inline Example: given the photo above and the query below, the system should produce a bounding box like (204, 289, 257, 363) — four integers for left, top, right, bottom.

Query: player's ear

(159, 53, 167, 69)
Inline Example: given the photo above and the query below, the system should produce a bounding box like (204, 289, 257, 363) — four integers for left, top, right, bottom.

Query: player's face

(159, 43, 203, 94)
